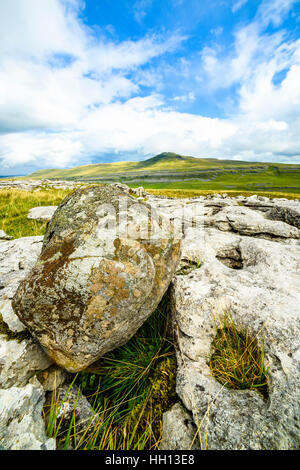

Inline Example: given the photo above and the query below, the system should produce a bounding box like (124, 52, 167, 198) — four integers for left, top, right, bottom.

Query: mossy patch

(176, 257, 203, 275)
(123, 356, 177, 443)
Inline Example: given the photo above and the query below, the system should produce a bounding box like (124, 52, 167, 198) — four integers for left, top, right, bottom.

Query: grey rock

(28, 206, 58, 221)
(48, 383, 98, 442)
(0, 236, 43, 332)
(130, 186, 147, 198)
(0, 334, 53, 389)
(147, 195, 300, 450)
(37, 365, 69, 392)
(207, 205, 300, 240)
(0, 231, 13, 241)
(240, 198, 300, 229)
(160, 402, 200, 450)
(169, 229, 300, 450)
(13, 185, 181, 371)
(0, 383, 56, 450)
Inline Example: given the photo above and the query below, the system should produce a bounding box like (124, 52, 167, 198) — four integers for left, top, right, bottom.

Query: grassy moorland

(146, 188, 300, 200)
(26, 152, 300, 196)
(136, 167, 300, 194)
(0, 188, 72, 239)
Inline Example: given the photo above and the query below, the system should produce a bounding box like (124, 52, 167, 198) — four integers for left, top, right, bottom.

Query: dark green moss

(124, 356, 177, 441)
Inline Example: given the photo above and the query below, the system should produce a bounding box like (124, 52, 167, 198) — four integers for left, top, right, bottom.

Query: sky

(0, 0, 300, 175)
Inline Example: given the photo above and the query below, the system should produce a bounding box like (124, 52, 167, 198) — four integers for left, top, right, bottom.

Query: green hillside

(27, 152, 300, 194)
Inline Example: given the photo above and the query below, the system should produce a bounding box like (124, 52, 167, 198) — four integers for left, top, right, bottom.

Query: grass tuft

(209, 313, 269, 399)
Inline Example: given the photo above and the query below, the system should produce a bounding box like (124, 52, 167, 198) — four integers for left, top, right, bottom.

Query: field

(0, 188, 71, 239)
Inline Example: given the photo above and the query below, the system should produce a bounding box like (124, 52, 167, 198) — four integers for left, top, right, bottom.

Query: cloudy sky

(0, 0, 300, 175)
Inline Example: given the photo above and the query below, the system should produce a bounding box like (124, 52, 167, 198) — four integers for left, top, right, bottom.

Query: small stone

(0, 230, 13, 241)
(27, 206, 58, 221)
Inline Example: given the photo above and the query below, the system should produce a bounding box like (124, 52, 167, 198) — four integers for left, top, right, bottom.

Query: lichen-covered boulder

(12, 185, 181, 372)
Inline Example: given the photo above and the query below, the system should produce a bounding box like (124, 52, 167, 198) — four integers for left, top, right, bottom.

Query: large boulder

(12, 185, 181, 372)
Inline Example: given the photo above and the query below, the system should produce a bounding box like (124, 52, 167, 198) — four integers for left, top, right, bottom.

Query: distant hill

(28, 152, 272, 178)
(27, 152, 300, 194)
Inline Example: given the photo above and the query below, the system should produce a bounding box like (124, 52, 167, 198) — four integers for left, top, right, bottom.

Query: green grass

(176, 257, 203, 275)
(134, 167, 300, 195)
(43, 294, 177, 450)
(0, 188, 72, 239)
(209, 313, 269, 399)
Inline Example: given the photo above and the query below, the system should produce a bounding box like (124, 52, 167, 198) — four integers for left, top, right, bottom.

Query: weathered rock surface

(0, 179, 83, 192)
(206, 205, 300, 240)
(28, 206, 58, 221)
(0, 383, 56, 450)
(0, 236, 43, 332)
(37, 365, 69, 392)
(152, 196, 300, 450)
(12, 185, 181, 372)
(160, 402, 200, 450)
(47, 383, 97, 444)
(0, 334, 52, 389)
(0, 236, 52, 388)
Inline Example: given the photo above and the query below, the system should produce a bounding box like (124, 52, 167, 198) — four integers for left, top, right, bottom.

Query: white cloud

(173, 92, 195, 102)
(232, 0, 248, 14)
(133, 0, 153, 23)
(0, 0, 185, 135)
(0, 0, 86, 59)
(194, 0, 300, 163)
(257, 0, 300, 27)
(0, 95, 239, 168)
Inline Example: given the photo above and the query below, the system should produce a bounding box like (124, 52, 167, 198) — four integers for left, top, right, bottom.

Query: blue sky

(0, 0, 300, 174)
